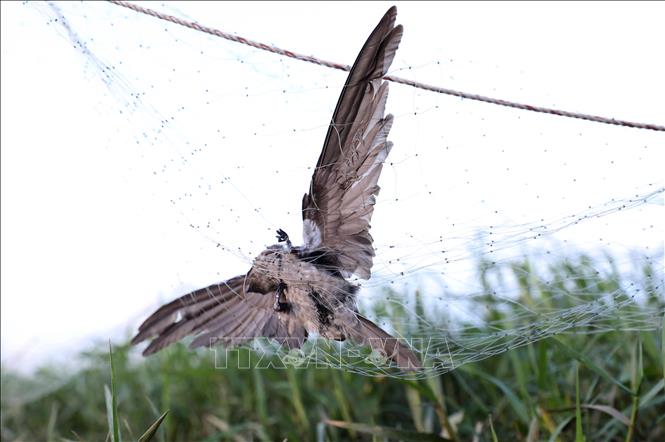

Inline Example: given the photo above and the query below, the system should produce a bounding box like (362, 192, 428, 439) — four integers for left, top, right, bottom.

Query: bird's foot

(273, 282, 290, 312)
(276, 228, 289, 243)
(276, 228, 292, 249)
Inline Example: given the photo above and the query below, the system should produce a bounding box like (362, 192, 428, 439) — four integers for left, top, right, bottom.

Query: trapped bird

(132, 6, 420, 370)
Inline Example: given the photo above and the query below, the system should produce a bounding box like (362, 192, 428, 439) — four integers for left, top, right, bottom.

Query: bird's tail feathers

(350, 314, 421, 371)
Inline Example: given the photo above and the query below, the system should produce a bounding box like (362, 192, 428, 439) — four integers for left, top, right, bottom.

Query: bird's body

(249, 246, 359, 339)
(132, 6, 420, 370)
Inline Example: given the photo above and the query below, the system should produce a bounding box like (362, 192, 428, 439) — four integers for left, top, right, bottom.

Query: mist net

(29, 1, 664, 378)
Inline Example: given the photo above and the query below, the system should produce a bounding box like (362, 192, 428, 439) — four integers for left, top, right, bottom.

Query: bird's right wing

(132, 275, 307, 355)
(301, 7, 403, 280)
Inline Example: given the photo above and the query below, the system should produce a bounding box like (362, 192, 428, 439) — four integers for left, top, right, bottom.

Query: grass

(1, 253, 663, 441)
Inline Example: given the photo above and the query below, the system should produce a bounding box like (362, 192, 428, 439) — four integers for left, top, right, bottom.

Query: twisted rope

(108, 0, 664, 132)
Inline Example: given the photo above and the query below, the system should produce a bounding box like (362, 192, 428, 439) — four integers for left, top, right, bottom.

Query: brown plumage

(132, 6, 420, 370)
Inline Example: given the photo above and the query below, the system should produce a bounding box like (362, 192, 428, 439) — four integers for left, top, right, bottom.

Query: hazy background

(2, 1, 663, 372)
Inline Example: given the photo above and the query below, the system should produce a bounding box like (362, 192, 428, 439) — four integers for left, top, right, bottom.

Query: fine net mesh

(32, 2, 664, 378)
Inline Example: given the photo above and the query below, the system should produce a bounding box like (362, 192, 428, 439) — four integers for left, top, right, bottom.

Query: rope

(107, 0, 664, 132)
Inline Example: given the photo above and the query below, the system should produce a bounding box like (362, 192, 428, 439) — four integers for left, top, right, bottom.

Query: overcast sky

(2, 1, 663, 371)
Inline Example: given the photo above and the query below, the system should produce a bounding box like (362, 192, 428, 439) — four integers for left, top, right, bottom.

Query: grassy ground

(2, 254, 663, 441)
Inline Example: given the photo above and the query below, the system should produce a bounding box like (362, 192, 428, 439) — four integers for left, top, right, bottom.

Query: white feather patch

(303, 218, 322, 249)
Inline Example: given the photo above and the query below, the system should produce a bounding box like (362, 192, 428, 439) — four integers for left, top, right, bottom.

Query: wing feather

(302, 7, 403, 279)
(132, 275, 306, 355)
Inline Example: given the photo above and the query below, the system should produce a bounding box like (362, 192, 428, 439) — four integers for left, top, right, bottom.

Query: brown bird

(132, 6, 420, 370)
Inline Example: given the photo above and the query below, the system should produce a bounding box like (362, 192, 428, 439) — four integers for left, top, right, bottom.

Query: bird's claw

(276, 228, 289, 243)
(273, 281, 289, 312)
(276, 228, 292, 250)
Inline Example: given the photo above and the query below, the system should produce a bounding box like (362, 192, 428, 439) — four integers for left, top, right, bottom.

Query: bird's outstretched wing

(302, 6, 403, 279)
(131, 275, 307, 355)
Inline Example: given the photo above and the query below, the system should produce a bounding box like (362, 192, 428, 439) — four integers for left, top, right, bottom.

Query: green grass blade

(138, 410, 169, 442)
(451, 371, 489, 414)
(462, 366, 529, 425)
(105, 343, 121, 442)
(575, 363, 585, 442)
(402, 378, 459, 438)
(406, 383, 424, 432)
(253, 369, 269, 429)
(331, 370, 356, 439)
(509, 347, 535, 422)
(639, 379, 664, 408)
(580, 404, 629, 426)
(316, 420, 327, 442)
(104, 385, 115, 442)
(634, 337, 644, 393)
(548, 416, 573, 442)
(159, 351, 172, 441)
(325, 419, 447, 442)
(552, 338, 631, 394)
(526, 416, 539, 442)
(488, 414, 499, 442)
(625, 339, 643, 442)
(46, 401, 58, 442)
(286, 367, 308, 433)
(536, 341, 549, 393)
(401, 379, 438, 403)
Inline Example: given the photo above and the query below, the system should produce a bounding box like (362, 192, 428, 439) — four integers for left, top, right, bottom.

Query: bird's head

(243, 248, 282, 294)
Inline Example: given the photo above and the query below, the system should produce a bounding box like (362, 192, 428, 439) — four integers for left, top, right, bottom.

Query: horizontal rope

(108, 0, 664, 132)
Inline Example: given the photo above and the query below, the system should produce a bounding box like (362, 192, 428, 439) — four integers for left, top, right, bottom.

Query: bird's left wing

(132, 275, 307, 355)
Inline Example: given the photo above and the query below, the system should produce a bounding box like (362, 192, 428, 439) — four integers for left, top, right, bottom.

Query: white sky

(2, 1, 663, 371)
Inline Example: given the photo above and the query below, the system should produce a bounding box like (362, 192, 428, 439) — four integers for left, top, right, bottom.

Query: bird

(131, 6, 420, 370)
